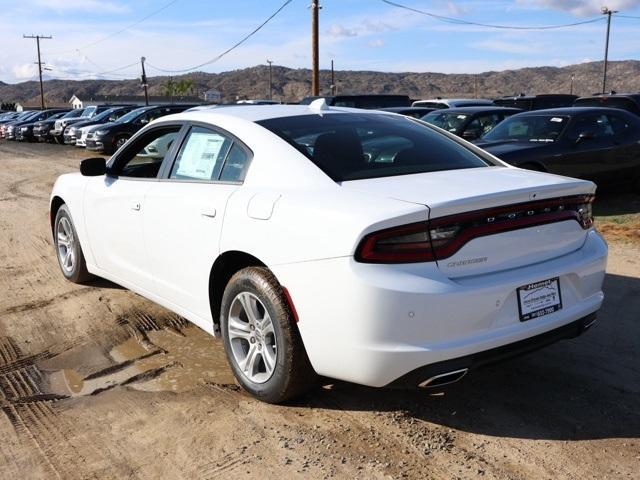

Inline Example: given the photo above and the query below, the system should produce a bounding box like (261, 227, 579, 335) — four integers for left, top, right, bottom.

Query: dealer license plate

(517, 277, 562, 322)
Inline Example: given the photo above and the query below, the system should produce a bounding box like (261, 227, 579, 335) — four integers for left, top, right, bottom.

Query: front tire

(220, 267, 316, 403)
(54, 205, 92, 283)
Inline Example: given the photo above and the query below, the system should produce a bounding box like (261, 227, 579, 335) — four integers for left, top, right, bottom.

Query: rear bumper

(387, 312, 596, 388)
(272, 229, 607, 387)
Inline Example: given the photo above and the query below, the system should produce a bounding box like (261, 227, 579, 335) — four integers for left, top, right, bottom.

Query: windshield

(117, 107, 148, 124)
(258, 113, 490, 181)
(80, 106, 97, 118)
(89, 108, 118, 122)
(62, 109, 85, 119)
(482, 115, 569, 143)
(422, 112, 469, 133)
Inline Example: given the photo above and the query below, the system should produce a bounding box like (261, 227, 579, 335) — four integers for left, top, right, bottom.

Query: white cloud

(368, 39, 385, 48)
(517, 0, 640, 16)
(29, 0, 129, 14)
(12, 63, 38, 80)
(326, 24, 358, 38)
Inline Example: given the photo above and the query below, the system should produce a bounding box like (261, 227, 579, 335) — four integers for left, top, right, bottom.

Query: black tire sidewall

(220, 268, 298, 403)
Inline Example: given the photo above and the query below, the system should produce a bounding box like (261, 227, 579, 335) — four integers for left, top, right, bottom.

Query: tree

(161, 78, 177, 98)
(175, 79, 195, 96)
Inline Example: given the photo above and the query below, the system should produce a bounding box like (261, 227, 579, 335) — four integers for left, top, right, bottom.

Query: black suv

(573, 93, 640, 116)
(5, 109, 67, 140)
(493, 94, 578, 111)
(17, 110, 70, 142)
(85, 105, 196, 154)
(63, 106, 137, 145)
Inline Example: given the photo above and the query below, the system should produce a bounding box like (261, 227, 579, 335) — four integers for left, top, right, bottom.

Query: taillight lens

(356, 195, 595, 264)
(356, 222, 434, 263)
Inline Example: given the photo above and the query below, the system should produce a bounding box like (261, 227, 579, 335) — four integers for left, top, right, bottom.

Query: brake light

(356, 195, 595, 264)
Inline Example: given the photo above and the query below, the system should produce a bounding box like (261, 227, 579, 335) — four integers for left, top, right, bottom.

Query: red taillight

(356, 222, 435, 263)
(356, 195, 595, 264)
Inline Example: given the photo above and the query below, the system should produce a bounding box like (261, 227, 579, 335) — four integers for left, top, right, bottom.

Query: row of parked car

(2, 91, 640, 189)
(0, 104, 196, 154)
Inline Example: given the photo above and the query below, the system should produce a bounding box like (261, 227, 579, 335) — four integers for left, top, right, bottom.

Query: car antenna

(309, 98, 329, 112)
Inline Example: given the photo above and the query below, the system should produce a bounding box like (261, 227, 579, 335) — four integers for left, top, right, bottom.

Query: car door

(142, 123, 252, 328)
(83, 124, 184, 292)
(606, 113, 640, 184)
(548, 114, 617, 183)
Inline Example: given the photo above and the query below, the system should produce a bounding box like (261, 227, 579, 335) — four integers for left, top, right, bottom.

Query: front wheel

(54, 205, 93, 283)
(220, 267, 316, 403)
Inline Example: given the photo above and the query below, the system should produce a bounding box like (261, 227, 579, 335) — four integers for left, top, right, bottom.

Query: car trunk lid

(342, 166, 595, 277)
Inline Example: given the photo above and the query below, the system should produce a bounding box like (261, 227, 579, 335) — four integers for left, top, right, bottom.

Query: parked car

(4, 110, 66, 140)
(380, 106, 437, 118)
(1, 111, 37, 139)
(50, 104, 606, 403)
(300, 95, 411, 109)
(63, 106, 137, 146)
(84, 105, 196, 154)
(475, 107, 640, 189)
(421, 106, 521, 141)
(573, 93, 640, 116)
(16, 111, 69, 142)
(412, 98, 494, 109)
(493, 94, 578, 111)
(0, 112, 21, 124)
(51, 106, 110, 144)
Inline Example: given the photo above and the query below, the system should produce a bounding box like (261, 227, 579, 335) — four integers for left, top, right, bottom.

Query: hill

(1, 60, 639, 107)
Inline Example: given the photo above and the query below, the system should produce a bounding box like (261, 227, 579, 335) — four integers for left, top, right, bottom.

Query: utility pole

(601, 7, 618, 94)
(140, 57, 149, 106)
(267, 60, 273, 101)
(23, 34, 52, 109)
(474, 75, 478, 99)
(330, 59, 335, 95)
(311, 2, 320, 96)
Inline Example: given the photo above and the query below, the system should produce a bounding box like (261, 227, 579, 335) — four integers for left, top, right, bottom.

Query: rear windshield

(422, 111, 469, 132)
(332, 96, 411, 109)
(257, 113, 491, 181)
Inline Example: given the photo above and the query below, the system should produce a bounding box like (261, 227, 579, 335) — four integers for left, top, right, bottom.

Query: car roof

(429, 106, 521, 114)
(165, 104, 375, 123)
(514, 106, 627, 116)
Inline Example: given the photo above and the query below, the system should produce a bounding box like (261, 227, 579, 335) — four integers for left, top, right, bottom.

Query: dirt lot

(0, 141, 638, 480)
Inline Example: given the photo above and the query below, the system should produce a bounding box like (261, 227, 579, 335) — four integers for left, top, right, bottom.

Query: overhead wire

(145, 0, 293, 74)
(381, 0, 606, 30)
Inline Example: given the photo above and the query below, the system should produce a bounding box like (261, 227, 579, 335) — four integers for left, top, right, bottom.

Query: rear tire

(220, 267, 316, 403)
(54, 205, 93, 284)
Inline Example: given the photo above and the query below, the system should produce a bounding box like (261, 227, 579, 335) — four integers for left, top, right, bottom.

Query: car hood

(340, 166, 594, 218)
(474, 140, 551, 157)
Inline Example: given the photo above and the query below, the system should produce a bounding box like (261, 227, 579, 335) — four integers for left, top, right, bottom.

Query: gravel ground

(1, 140, 639, 480)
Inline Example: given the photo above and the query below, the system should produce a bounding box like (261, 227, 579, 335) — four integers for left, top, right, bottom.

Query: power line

(617, 14, 640, 19)
(381, 0, 606, 30)
(145, 0, 293, 74)
(49, 0, 180, 55)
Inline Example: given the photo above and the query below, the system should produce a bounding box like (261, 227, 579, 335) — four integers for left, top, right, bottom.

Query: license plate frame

(517, 277, 563, 322)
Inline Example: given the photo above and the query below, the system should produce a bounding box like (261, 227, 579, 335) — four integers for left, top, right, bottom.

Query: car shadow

(297, 272, 640, 441)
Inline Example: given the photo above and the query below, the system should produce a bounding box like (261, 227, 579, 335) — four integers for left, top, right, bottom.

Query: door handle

(131, 202, 141, 211)
(201, 207, 216, 218)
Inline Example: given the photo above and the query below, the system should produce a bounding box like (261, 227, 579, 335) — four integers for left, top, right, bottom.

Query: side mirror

(462, 128, 481, 140)
(80, 157, 107, 176)
(576, 131, 594, 144)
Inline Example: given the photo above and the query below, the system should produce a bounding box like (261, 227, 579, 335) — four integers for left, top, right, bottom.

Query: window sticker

(176, 132, 226, 180)
(550, 117, 564, 123)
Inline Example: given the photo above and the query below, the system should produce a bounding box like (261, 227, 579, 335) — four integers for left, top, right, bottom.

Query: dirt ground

(0, 141, 638, 480)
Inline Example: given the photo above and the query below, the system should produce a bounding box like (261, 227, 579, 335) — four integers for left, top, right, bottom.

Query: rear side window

(170, 127, 232, 181)
(258, 113, 491, 181)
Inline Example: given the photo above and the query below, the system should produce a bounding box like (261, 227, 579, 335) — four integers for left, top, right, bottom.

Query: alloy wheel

(56, 217, 75, 273)
(227, 292, 277, 384)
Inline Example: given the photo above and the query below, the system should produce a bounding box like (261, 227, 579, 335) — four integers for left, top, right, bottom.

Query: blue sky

(1, 0, 639, 83)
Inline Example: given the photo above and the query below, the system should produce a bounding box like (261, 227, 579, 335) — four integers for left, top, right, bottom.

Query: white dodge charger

(50, 101, 607, 403)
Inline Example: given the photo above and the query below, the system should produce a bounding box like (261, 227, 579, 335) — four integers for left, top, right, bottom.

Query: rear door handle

(131, 202, 141, 211)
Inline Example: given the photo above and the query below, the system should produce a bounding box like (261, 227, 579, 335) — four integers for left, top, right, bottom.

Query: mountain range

(1, 60, 638, 107)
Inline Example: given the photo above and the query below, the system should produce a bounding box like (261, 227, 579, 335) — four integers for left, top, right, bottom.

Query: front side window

(116, 127, 181, 178)
(258, 113, 490, 182)
(564, 114, 614, 141)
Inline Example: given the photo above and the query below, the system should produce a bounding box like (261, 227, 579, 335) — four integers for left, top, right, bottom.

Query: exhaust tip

(418, 368, 468, 388)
